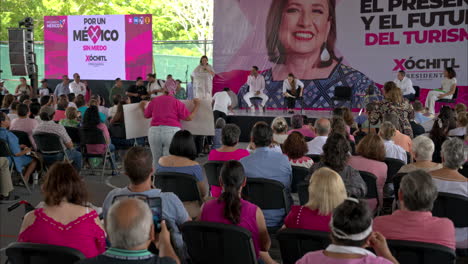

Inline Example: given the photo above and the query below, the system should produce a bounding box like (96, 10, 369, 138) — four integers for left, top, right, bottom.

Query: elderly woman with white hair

(430, 138, 468, 251)
(398, 136, 443, 174)
(271, 116, 289, 144)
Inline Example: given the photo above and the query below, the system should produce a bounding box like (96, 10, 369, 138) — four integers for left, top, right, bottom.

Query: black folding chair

(203, 160, 224, 188)
(291, 166, 310, 193)
(33, 132, 68, 160)
(384, 157, 405, 183)
(459, 162, 468, 178)
(392, 173, 407, 201)
(412, 85, 420, 102)
(181, 221, 258, 264)
(10, 130, 33, 148)
(436, 87, 458, 105)
(245, 97, 265, 112)
(387, 239, 456, 264)
(276, 228, 330, 264)
(0, 139, 31, 193)
(64, 126, 80, 146)
(5, 242, 85, 264)
(306, 154, 321, 163)
(359, 170, 380, 214)
(79, 127, 113, 181)
(297, 182, 309, 205)
(331, 86, 352, 109)
(108, 122, 126, 139)
(154, 172, 203, 204)
(242, 178, 291, 233)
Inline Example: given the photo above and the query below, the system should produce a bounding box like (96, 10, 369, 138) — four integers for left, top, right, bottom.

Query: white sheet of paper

(123, 103, 150, 139)
(123, 99, 215, 139)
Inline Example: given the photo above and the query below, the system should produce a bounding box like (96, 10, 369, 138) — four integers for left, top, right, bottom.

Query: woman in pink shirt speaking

(140, 91, 200, 169)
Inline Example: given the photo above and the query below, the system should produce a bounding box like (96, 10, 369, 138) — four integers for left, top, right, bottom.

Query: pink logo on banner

(87, 26, 102, 44)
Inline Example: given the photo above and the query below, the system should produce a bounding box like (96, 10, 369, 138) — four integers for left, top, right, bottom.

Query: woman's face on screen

(279, 0, 331, 56)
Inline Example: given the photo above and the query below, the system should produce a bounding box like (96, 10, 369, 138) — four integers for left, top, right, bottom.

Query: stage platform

(226, 109, 338, 142)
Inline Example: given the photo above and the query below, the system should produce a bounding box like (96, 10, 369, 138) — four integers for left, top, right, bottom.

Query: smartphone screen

(147, 197, 162, 233)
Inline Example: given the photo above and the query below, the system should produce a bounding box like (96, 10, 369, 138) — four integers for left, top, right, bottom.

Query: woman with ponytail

(199, 160, 276, 264)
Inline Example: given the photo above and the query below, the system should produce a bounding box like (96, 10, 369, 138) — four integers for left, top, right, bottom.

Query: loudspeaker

(8, 28, 35, 76)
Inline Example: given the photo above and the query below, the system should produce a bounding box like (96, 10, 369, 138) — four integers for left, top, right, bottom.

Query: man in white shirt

(212, 87, 232, 121)
(307, 118, 330, 155)
(69, 73, 87, 96)
(243, 66, 268, 113)
(379, 122, 407, 164)
(394, 71, 415, 101)
(147, 73, 165, 98)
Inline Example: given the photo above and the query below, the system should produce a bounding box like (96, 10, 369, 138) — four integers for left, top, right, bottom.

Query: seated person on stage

(78, 198, 179, 264)
(393, 70, 415, 101)
(283, 167, 346, 231)
(379, 122, 407, 164)
(374, 170, 456, 250)
(102, 147, 190, 257)
(208, 124, 249, 197)
(282, 73, 304, 113)
(33, 106, 83, 172)
(288, 114, 316, 138)
(297, 198, 398, 264)
(0, 112, 37, 183)
(243, 66, 268, 113)
(240, 122, 292, 227)
(212, 87, 232, 121)
(306, 118, 331, 155)
(18, 162, 106, 258)
(199, 160, 275, 264)
(126, 76, 149, 103)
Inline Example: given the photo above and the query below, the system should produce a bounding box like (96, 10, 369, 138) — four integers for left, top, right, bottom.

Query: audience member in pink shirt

(53, 98, 68, 122)
(288, 114, 316, 138)
(296, 198, 398, 264)
(141, 93, 200, 169)
(199, 160, 275, 264)
(9, 103, 38, 150)
(374, 170, 456, 250)
(348, 134, 388, 211)
(283, 167, 346, 231)
(18, 162, 106, 258)
(208, 124, 249, 197)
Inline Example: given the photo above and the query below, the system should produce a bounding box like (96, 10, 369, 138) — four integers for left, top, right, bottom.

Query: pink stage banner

(44, 14, 152, 81)
(213, 0, 468, 109)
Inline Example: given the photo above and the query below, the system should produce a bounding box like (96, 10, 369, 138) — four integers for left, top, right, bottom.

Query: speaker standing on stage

(191, 55, 215, 99)
(70, 73, 87, 96)
(243, 66, 268, 113)
(126, 77, 148, 104)
(283, 73, 304, 113)
(147, 73, 166, 98)
(425, 67, 457, 116)
(54, 75, 71, 97)
(393, 70, 415, 101)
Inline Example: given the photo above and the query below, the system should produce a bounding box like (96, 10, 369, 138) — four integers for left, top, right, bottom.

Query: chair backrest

(306, 154, 321, 163)
(297, 182, 309, 205)
(0, 138, 14, 157)
(333, 86, 352, 98)
(10, 130, 32, 148)
(64, 126, 80, 145)
(358, 171, 379, 201)
(5, 242, 86, 264)
(108, 122, 126, 139)
(154, 172, 202, 202)
(242, 178, 290, 212)
(387, 239, 456, 264)
(291, 166, 310, 193)
(33, 132, 64, 154)
(181, 221, 258, 264)
(203, 161, 225, 187)
(432, 192, 468, 228)
(79, 127, 106, 145)
(392, 173, 407, 201)
(459, 162, 468, 178)
(276, 228, 331, 264)
(384, 157, 405, 182)
(413, 85, 420, 99)
(453, 87, 459, 99)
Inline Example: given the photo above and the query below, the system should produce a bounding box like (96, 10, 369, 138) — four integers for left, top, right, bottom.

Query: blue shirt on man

(54, 82, 70, 96)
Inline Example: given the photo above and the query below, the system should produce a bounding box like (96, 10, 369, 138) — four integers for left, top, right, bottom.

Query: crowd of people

(0, 63, 466, 264)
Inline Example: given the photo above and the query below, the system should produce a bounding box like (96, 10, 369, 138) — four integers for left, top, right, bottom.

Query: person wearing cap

(33, 106, 82, 171)
(54, 75, 71, 97)
(38, 79, 51, 97)
(296, 198, 398, 264)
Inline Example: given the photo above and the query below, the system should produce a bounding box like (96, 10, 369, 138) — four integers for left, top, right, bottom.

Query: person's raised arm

(184, 98, 200, 121)
(370, 232, 399, 264)
(155, 220, 181, 264)
(282, 80, 288, 95)
(256, 207, 271, 251)
(297, 79, 305, 96)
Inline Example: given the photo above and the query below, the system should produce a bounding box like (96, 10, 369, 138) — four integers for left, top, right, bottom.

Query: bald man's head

(106, 198, 153, 250)
(315, 118, 331, 136)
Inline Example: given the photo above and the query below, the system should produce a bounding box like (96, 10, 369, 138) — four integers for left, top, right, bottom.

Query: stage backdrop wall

(44, 14, 152, 81)
(213, 0, 468, 109)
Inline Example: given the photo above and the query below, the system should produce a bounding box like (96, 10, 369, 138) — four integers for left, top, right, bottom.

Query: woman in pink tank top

(18, 162, 106, 258)
(199, 160, 275, 264)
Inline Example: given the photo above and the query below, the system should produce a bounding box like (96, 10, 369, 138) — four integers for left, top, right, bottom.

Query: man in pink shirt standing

(374, 170, 455, 250)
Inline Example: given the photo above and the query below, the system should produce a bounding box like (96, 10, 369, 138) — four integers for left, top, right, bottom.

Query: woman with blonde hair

(59, 107, 80, 128)
(271, 116, 289, 144)
(283, 167, 346, 231)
